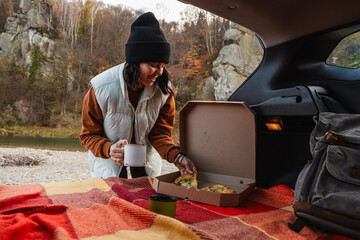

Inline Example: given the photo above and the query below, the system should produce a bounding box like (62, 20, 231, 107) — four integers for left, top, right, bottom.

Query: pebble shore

(0, 147, 178, 185)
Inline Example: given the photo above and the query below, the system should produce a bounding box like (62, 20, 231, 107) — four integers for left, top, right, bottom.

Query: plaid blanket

(0, 177, 352, 240)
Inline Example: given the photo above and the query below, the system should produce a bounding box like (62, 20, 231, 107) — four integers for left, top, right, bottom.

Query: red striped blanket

(0, 177, 352, 239)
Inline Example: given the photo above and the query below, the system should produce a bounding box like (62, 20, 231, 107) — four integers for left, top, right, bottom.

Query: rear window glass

(326, 31, 360, 69)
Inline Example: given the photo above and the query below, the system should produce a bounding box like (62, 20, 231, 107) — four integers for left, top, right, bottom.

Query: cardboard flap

(180, 101, 256, 179)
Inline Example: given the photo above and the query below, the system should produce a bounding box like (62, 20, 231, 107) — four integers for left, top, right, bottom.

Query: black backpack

(289, 112, 360, 239)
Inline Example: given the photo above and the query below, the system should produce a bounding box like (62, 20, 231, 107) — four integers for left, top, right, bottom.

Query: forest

(0, 0, 230, 137)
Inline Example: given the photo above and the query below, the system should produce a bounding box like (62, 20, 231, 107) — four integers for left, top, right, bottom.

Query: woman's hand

(109, 139, 128, 165)
(174, 153, 197, 175)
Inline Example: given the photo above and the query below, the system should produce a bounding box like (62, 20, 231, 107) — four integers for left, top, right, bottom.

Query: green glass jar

(148, 195, 177, 217)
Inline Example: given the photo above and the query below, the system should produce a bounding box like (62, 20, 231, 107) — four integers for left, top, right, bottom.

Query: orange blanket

(0, 177, 352, 239)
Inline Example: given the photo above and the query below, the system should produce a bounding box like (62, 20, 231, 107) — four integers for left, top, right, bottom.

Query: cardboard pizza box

(152, 101, 256, 207)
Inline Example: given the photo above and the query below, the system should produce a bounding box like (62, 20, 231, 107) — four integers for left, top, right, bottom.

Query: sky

(101, 0, 190, 22)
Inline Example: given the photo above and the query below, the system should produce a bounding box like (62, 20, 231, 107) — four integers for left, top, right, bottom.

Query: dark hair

(123, 63, 174, 95)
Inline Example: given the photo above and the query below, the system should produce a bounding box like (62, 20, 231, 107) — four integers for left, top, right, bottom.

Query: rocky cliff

(210, 23, 263, 100)
(0, 0, 58, 70)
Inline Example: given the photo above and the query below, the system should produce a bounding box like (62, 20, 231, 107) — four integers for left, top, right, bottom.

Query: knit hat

(125, 12, 170, 64)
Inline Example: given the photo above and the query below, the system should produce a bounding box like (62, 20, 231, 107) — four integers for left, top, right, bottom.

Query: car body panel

(180, 0, 360, 188)
(180, 0, 360, 47)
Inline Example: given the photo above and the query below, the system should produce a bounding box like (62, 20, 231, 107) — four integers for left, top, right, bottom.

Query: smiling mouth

(149, 77, 157, 82)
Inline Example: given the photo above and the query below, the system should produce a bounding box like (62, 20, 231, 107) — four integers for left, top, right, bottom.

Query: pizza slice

(174, 173, 198, 189)
(174, 174, 236, 193)
(201, 184, 236, 193)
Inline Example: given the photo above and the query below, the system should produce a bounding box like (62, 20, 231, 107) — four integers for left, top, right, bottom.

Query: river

(0, 135, 86, 152)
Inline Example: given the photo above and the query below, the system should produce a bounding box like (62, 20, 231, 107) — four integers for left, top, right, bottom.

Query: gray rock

(0, 0, 57, 70)
(212, 24, 264, 101)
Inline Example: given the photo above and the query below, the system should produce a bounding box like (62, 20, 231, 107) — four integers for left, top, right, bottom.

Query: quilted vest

(88, 63, 169, 178)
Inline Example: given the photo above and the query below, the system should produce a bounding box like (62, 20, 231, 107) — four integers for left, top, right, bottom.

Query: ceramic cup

(148, 195, 177, 217)
(123, 144, 146, 167)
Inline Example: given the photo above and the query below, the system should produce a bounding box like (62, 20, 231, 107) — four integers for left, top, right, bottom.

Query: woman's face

(138, 62, 165, 88)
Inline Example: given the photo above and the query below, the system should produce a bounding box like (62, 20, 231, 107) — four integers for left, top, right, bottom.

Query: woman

(80, 12, 196, 179)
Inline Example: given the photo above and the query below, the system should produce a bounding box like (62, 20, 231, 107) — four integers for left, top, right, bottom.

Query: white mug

(123, 144, 146, 167)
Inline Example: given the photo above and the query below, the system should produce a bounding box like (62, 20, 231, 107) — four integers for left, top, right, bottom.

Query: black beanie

(125, 12, 170, 64)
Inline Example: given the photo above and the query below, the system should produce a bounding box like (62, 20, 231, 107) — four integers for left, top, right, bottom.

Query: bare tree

(89, 0, 99, 54)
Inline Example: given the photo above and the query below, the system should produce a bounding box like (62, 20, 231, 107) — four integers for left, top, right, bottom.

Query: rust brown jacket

(80, 86, 182, 164)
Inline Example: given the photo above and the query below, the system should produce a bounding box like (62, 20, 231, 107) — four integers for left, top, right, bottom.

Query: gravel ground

(0, 147, 178, 185)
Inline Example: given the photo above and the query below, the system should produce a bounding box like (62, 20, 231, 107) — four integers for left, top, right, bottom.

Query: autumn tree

(183, 43, 202, 80)
(160, 20, 187, 65)
(93, 6, 135, 68)
(0, 56, 28, 126)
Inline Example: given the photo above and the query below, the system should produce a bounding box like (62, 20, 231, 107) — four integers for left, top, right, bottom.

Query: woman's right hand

(109, 139, 128, 165)
(174, 154, 197, 175)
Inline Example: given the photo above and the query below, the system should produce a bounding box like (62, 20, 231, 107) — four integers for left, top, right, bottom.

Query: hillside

(0, 0, 262, 134)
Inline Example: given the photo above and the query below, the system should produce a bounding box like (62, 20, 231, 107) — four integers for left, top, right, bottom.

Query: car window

(326, 31, 360, 69)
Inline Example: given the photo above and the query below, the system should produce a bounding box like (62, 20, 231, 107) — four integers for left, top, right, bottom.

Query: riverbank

(0, 147, 178, 185)
(0, 126, 81, 138)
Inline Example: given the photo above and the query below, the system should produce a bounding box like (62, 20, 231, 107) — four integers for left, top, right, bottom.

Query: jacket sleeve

(79, 86, 113, 158)
(148, 93, 182, 163)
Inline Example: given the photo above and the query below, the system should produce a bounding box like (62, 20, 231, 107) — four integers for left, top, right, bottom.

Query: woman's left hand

(174, 154, 197, 175)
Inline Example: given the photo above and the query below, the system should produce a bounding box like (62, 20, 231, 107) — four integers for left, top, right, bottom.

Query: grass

(1, 125, 81, 138)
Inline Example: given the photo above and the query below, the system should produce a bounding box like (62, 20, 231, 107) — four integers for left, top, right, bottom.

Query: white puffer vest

(88, 63, 169, 178)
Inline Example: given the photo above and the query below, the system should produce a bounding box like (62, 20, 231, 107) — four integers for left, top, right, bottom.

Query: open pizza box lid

(152, 101, 256, 207)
